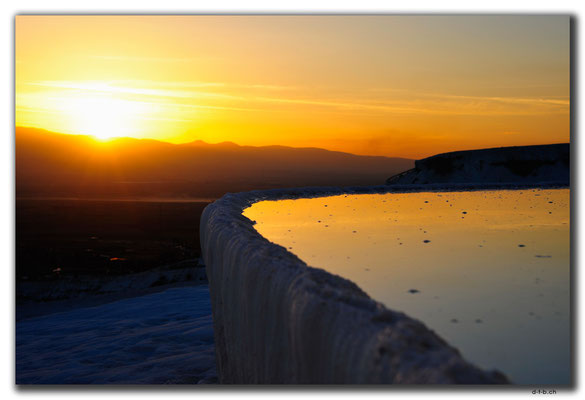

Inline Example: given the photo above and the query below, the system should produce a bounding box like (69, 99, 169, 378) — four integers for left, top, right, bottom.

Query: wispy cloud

(250, 96, 439, 115)
(366, 87, 569, 108)
(428, 93, 569, 107)
(250, 94, 568, 116)
(24, 79, 569, 118)
(122, 80, 226, 89)
(15, 105, 62, 115)
(27, 81, 240, 101)
(89, 55, 211, 64)
(119, 80, 298, 91)
(27, 80, 298, 100)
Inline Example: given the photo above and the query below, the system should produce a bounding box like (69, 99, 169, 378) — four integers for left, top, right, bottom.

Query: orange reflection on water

(243, 188, 570, 384)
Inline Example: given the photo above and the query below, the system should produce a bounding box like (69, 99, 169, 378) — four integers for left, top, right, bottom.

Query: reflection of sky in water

(243, 189, 570, 384)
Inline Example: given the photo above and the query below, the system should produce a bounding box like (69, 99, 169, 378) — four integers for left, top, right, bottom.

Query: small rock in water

(475, 319, 483, 324)
(408, 289, 420, 294)
(518, 244, 526, 247)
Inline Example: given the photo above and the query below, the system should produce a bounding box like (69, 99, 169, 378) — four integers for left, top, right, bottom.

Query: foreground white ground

(16, 286, 217, 384)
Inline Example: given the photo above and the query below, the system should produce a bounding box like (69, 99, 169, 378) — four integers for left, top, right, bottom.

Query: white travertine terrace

(200, 183, 565, 384)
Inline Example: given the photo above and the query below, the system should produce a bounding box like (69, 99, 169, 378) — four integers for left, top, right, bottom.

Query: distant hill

(16, 127, 413, 199)
(386, 144, 569, 186)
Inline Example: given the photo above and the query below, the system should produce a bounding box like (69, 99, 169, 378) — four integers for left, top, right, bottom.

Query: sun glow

(60, 94, 151, 141)
(44, 91, 149, 140)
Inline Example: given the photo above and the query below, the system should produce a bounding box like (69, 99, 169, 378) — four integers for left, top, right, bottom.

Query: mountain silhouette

(16, 127, 413, 199)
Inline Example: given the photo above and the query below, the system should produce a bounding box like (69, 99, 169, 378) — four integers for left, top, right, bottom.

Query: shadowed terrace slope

(387, 144, 569, 185)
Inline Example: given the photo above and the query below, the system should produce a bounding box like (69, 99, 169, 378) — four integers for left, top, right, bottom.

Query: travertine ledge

(200, 183, 564, 384)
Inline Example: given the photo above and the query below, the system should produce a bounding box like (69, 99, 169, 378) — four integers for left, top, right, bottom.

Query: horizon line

(15, 125, 570, 161)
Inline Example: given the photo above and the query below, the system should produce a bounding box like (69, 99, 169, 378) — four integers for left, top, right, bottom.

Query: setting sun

(66, 94, 149, 140)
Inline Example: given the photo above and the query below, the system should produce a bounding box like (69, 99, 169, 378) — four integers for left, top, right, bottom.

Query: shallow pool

(243, 188, 570, 384)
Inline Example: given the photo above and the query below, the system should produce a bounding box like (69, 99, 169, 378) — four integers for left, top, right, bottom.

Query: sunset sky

(15, 15, 569, 159)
